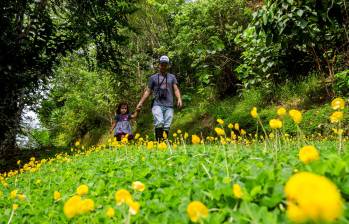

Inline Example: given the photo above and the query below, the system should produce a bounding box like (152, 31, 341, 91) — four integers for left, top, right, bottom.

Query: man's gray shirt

(148, 73, 178, 107)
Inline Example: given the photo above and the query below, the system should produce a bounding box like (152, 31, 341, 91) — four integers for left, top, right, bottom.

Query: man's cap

(159, 55, 170, 64)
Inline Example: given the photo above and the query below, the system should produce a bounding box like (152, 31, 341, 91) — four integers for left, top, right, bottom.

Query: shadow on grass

(1, 146, 72, 173)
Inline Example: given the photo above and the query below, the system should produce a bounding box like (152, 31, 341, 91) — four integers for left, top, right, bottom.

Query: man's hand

(177, 98, 183, 108)
(137, 88, 151, 111)
(136, 102, 143, 111)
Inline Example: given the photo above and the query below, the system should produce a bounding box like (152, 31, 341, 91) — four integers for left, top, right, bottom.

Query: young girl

(109, 102, 140, 141)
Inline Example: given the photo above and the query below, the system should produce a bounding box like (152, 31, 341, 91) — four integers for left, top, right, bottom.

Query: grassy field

(1, 98, 348, 223)
(0, 139, 348, 223)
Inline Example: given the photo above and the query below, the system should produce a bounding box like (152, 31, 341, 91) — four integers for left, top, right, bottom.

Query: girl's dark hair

(116, 102, 129, 114)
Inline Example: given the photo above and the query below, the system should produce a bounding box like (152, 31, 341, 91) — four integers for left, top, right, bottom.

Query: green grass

(85, 73, 345, 146)
(169, 97, 349, 138)
(1, 141, 349, 223)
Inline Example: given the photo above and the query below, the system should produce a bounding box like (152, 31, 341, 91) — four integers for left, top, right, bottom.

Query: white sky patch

(22, 106, 41, 129)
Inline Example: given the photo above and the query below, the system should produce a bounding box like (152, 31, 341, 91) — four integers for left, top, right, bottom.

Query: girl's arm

(130, 108, 141, 119)
(109, 121, 117, 134)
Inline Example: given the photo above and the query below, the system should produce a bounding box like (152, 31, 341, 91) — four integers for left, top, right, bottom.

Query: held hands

(136, 103, 142, 111)
(177, 98, 183, 108)
(137, 100, 182, 109)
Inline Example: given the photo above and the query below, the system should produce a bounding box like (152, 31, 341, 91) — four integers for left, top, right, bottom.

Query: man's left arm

(173, 84, 183, 108)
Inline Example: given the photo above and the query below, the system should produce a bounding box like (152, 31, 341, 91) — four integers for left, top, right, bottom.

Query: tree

(38, 52, 120, 146)
(236, 0, 349, 90)
(0, 0, 137, 167)
(174, 0, 251, 97)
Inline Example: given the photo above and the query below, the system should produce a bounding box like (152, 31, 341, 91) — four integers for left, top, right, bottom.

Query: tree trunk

(0, 82, 22, 170)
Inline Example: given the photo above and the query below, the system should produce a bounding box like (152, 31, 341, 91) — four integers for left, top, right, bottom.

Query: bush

(334, 70, 349, 96)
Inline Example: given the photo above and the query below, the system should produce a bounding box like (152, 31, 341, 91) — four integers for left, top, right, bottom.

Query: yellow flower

(217, 118, 224, 125)
(134, 133, 140, 139)
(206, 136, 215, 142)
(17, 160, 21, 165)
(12, 204, 19, 210)
(228, 123, 234, 129)
(284, 172, 343, 223)
(128, 200, 140, 215)
(331, 98, 345, 110)
(240, 129, 246, 135)
(106, 207, 115, 218)
(277, 107, 287, 116)
(250, 107, 258, 118)
(80, 199, 95, 213)
(269, 119, 282, 129)
(17, 194, 26, 201)
(299, 145, 320, 164)
(231, 131, 237, 140)
(162, 131, 167, 139)
(121, 136, 128, 144)
(10, 189, 17, 199)
(191, 135, 201, 144)
(115, 189, 132, 205)
(234, 123, 240, 130)
(54, 191, 61, 201)
(332, 128, 344, 135)
(330, 111, 343, 123)
(2, 182, 9, 188)
(75, 141, 80, 147)
(220, 138, 227, 145)
(289, 109, 302, 124)
(232, 184, 243, 198)
(184, 132, 189, 139)
(187, 201, 209, 223)
(173, 133, 177, 138)
(76, 184, 89, 196)
(132, 181, 145, 192)
(214, 127, 225, 136)
(158, 142, 167, 150)
(177, 129, 182, 134)
(146, 141, 154, 150)
(64, 195, 82, 218)
(287, 201, 307, 223)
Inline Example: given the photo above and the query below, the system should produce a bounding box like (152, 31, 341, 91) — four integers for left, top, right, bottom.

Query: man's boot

(155, 128, 163, 142)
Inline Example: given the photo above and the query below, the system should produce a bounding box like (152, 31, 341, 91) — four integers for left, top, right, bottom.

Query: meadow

(0, 99, 348, 224)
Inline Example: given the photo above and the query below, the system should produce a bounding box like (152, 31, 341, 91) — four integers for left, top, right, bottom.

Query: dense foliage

(39, 53, 119, 146)
(236, 0, 349, 90)
(0, 0, 137, 166)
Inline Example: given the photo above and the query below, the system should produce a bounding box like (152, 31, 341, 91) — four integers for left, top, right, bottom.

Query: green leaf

(250, 185, 262, 198)
(296, 9, 304, 17)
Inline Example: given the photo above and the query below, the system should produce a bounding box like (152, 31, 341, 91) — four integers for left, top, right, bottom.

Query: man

(136, 55, 183, 141)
